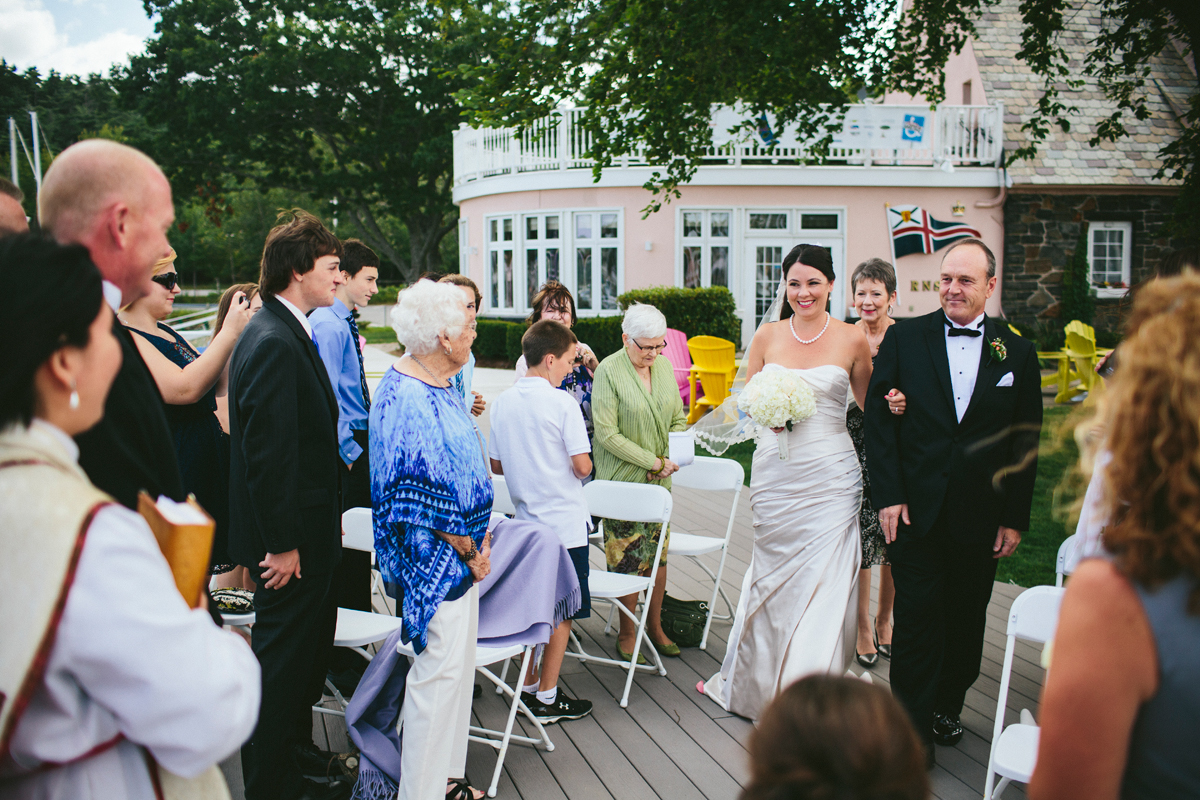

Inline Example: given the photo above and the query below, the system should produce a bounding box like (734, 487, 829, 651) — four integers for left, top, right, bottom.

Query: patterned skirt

(846, 404, 889, 568)
(603, 519, 670, 575)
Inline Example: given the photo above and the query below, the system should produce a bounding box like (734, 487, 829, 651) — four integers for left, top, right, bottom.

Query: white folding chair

(317, 510, 407, 714)
(665, 456, 745, 649)
(342, 506, 393, 614)
(984, 585, 1065, 799)
(395, 638, 553, 798)
(566, 480, 673, 708)
(1054, 534, 1078, 588)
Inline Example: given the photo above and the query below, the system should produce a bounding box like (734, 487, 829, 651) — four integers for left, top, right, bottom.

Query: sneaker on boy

(520, 689, 594, 724)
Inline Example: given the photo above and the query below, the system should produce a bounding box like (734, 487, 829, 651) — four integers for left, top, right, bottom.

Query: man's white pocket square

(996, 372, 1014, 387)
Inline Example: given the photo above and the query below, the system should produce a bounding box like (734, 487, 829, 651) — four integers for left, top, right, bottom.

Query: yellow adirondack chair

(1064, 320, 1115, 397)
(687, 336, 738, 424)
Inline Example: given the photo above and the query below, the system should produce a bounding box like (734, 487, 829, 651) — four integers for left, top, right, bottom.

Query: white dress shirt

(945, 312, 985, 423)
(4, 424, 261, 799)
(275, 293, 314, 339)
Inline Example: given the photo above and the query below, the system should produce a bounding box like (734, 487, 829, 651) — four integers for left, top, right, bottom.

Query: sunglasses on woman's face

(151, 272, 178, 291)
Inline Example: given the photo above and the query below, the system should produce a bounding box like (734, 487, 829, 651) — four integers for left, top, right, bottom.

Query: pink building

(454, 105, 1006, 345)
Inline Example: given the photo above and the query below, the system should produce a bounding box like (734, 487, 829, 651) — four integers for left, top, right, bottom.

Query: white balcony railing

(453, 103, 1004, 187)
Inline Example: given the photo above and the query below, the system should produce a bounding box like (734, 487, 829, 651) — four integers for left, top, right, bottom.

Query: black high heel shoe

(856, 649, 878, 668)
(874, 628, 892, 660)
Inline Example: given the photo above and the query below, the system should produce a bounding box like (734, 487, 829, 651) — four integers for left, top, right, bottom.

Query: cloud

(0, 0, 147, 76)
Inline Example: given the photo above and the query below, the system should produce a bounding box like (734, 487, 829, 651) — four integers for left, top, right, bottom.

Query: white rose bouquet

(737, 370, 817, 460)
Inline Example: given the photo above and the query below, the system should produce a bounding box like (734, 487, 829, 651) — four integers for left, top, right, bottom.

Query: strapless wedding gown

(703, 364, 863, 720)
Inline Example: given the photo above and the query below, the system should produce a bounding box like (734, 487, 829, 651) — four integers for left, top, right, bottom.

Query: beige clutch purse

(137, 492, 215, 608)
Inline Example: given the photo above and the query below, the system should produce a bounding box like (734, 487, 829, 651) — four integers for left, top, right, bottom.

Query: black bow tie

(945, 317, 982, 337)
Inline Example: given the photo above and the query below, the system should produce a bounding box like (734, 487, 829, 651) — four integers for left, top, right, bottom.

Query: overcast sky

(1, 0, 154, 77)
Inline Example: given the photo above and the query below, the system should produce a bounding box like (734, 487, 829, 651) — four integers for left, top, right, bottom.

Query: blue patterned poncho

(369, 368, 493, 653)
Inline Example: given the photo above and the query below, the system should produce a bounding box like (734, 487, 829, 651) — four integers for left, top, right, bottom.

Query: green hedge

(618, 286, 740, 347)
(369, 285, 402, 305)
(474, 315, 626, 365)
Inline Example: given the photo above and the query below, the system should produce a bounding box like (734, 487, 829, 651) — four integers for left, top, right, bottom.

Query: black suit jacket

(77, 316, 184, 509)
(228, 297, 342, 574)
(865, 311, 1042, 544)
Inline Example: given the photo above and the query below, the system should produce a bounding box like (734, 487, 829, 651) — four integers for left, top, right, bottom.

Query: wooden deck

(222, 483, 1046, 800)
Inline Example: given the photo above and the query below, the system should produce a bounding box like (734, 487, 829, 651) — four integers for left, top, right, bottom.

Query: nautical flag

(888, 205, 982, 258)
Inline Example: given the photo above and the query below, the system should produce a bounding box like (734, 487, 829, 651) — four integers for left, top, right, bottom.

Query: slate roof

(972, 0, 1195, 187)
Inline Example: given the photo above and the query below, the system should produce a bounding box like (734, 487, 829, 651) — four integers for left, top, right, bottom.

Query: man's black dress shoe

(295, 777, 352, 800)
(932, 712, 964, 746)
(292, 741, 339, 779)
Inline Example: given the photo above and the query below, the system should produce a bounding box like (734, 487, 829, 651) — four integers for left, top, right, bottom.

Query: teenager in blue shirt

(310, 238, 379, 695)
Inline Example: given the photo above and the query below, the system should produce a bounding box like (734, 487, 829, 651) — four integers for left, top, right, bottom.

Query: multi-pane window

(1088, 221, 1132, 288)
(749, 212, 788, 230)
(681, 210, 732, 289)
(574, 211, 621, 311)
(755, 245, 784, 325)
(483, 210, 622, 316)
(523, 214, 562, 307)
(488, 217, 515, 310)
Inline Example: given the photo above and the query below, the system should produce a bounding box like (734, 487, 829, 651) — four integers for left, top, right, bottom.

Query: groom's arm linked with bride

(861, 238, 1043, 754)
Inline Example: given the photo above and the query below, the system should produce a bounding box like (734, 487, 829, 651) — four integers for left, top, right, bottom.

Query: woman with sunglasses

(120, 248, 253, 575)
(592, 302, 688, 661)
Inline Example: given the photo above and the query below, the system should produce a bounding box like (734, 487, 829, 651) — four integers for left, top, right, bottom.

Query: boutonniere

(989, 337, 1008, 363)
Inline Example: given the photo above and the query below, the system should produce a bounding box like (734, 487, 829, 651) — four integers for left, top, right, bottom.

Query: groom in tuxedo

(865, 238, 1042, 760)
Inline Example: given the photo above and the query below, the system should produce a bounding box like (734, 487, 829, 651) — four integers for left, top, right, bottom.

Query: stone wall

(1001, 191, 1188, 335)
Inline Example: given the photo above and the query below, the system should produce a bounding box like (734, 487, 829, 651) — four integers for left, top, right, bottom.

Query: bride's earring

(69, 379, 80, 410)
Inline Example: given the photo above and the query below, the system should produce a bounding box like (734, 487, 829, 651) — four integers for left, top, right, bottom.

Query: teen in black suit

(228, 211, 346, 800)
(865, 239, 1042, 757)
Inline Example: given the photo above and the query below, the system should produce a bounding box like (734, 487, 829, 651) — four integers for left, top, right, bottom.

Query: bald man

(0, 178, 29, 235)
(40, 139, 185, 511)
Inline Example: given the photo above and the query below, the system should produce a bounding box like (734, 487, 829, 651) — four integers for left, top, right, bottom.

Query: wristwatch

(462, 542, 479, 563)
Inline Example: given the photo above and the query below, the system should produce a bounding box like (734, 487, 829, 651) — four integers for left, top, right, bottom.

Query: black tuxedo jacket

(77, 316, 184, 509)
(228, 297, 342, 574)
(865, 310, 1042, 544)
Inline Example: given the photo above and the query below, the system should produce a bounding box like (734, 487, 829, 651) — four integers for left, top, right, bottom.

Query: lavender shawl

(347, 517, 580, 799)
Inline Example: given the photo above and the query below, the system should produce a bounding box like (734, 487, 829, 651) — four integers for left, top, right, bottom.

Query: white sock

(536, 687, 558, 705)
(522, 681, 539, 695)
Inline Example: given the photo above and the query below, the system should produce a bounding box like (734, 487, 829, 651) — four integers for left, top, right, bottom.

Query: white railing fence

(454, 103, 1004, 187)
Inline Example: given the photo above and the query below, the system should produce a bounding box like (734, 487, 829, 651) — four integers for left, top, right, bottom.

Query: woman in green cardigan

(592, 303, 688, 660)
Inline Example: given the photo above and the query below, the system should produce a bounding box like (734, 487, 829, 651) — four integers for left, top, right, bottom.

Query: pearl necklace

(789, 312, 830, 345)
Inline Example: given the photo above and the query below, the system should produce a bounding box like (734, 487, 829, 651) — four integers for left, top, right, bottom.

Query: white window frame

(677, 208, 734, 292)
(1087, 221, 1133, 299)
(457, 218, 469, 276)
(482, 208, 624, 317)
(572, 210, 624, 313)
(520, 212, 566, 312)
(485, 215, 517, 312)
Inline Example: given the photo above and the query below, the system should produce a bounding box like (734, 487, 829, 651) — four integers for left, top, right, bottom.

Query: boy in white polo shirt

(489, 319, 594, 723)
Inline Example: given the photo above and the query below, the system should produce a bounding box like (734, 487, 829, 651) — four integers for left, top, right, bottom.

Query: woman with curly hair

(1030, 273, 1200, 800)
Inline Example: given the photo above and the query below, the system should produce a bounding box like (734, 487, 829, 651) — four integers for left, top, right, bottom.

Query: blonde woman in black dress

(846, 259, 903, 668)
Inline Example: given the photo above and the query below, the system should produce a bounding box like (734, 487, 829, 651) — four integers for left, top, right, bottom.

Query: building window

(754, 245, 784, 325)
(962, 80, 972, 106)
(749, 212, 788, 230)
(574, 211, 621, 311)
(523, 213, 562, 309)
(487, 216, 515, 311)
(1088, 221, 1132, 291)
(680, 209, 732, 289)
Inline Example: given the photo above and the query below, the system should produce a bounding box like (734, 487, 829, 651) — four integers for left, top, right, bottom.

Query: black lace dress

(847, 383, 888, 568)
(128, 323, 233, 573)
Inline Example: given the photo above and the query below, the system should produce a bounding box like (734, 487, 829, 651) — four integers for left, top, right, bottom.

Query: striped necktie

(347, 315, 371, 410)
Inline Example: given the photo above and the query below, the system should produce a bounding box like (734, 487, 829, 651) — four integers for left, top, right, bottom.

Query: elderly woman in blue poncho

(369, 280, 493, 800)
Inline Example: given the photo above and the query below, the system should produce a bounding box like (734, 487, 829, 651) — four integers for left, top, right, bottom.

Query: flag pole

(885, 202, 902, 316)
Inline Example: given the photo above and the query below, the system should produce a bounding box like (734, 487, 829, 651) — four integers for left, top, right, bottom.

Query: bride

(696, 243, 872, 721)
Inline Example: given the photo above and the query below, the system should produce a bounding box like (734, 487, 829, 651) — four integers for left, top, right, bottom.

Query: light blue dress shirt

(310, 297, 368, 465)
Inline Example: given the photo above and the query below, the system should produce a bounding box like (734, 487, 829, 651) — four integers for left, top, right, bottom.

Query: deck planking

(222, 484, 1046, 800)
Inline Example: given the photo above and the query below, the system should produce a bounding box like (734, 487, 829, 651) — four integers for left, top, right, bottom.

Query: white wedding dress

(703, 363, 863, 720)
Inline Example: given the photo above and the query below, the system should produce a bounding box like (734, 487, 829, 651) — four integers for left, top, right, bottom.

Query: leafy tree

(122, 0, 489, 281)
(456, 0, 894, 212)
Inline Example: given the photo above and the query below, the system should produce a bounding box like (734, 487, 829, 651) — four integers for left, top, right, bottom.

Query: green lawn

(712, 405, 1079, 588)
(361, 323, 398, 345)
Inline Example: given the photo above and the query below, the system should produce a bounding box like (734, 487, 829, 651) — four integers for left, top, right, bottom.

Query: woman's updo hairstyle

(742, 674, 929, 800)
(780, 244, 835, 320)
(0, 233, 104, 428)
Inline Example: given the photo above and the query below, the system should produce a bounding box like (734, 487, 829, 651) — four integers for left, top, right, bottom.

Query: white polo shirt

(488, 377, 592, 549)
